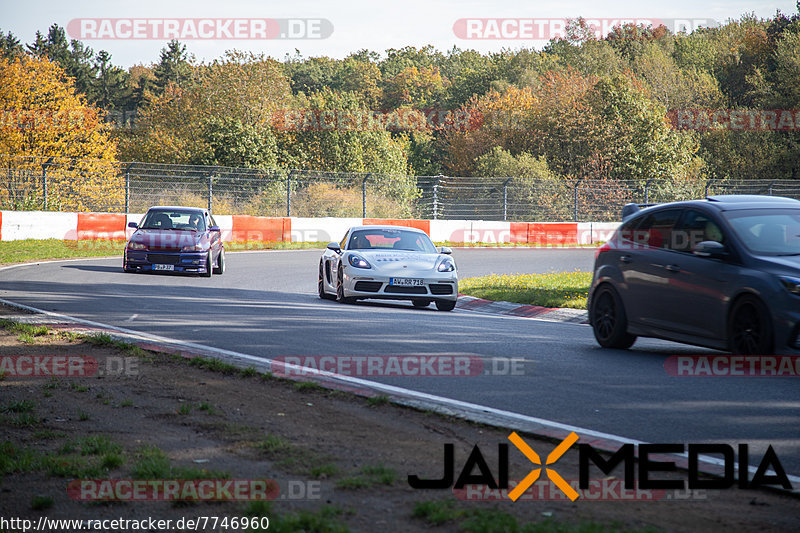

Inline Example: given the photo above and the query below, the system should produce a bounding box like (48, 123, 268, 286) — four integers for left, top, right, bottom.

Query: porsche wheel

(336, 265, 355, 304)
(319, 261, 335, 300)
(412, 299, 431, 308)
(435, 300, 456, 312)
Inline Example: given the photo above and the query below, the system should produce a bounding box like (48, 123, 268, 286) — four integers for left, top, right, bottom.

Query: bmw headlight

(437, 257, 455, 272)
(182, 243, 208, 252)
(348, 254, 371, 269)
(127, 241, 146, 251)
(779, 276, 800, 295)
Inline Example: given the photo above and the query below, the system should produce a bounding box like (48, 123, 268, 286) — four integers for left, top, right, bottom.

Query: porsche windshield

(348, 229, 437, 253)
(140, 210, 206, 231)
(723, 208, 800, 256)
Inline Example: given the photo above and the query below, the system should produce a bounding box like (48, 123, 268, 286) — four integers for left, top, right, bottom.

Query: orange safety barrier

(362, 218, 431, 235)
(509, 222, 578, 245)
(231, 216, 291, 242)
(76, 213, 126, 240)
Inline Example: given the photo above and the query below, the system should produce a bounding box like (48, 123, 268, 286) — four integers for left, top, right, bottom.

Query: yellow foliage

(0, 54, 121, 211)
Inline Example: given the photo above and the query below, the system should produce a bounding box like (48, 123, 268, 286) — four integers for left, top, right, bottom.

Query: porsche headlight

(127, 241, 146, 251)
(437, 257, 455, 272)
(348, 254, 371, 269)
(779, 276, 800, 295)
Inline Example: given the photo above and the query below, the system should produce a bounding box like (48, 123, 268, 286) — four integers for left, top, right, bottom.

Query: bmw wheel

(213, 249, 225, 275)
(590, 284, 636, 349)
(728, 295, 772, 355)
(202, 255, 213, 278)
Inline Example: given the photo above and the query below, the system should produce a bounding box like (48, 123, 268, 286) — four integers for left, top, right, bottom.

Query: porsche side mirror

(440, 247, 452, 255)
(128, 222, 138, 229)
(327, 242, 342, 253)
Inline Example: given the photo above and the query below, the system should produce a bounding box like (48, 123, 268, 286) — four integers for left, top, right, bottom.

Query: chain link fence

(3, 155, 800, 222)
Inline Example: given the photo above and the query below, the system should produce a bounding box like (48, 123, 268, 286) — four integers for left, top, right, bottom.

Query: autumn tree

(0, 54, 120, 210)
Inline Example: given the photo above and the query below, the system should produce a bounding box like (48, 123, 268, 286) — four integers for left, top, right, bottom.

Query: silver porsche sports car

(318, 226, 458, 311)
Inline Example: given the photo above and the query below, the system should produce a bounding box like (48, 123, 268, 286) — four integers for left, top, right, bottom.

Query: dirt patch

(0, 317, 798, 532)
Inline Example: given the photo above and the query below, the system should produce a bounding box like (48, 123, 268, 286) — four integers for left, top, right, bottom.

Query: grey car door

(620, 208, 684, 331)
(654, 208, 733, 340)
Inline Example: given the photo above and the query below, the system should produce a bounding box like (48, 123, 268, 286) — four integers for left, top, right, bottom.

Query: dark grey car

(588, 195, 800, 355)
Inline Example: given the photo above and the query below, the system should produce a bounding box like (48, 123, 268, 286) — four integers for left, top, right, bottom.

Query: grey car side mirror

(327, 242, 342, 253)
(440, 247, 452, 255)
(693, 241, 728, 259)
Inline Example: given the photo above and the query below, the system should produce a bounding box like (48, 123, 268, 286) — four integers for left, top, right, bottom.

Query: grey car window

(724, 209, 800, 256)
(673, 210, 726, 253)
(633, 209, 682, 250)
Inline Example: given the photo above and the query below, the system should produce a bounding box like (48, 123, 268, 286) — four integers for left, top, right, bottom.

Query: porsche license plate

(390, 277, 423, 286)
(153, 264, 174, 271)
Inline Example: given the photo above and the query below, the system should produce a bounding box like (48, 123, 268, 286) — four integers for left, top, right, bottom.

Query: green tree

(153, 40, 193, 93)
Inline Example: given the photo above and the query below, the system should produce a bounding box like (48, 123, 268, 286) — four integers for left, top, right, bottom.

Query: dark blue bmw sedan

(123, 206, 225, 277)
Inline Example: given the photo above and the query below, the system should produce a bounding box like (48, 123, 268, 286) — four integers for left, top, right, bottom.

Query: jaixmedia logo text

(408, 432, 792, 501)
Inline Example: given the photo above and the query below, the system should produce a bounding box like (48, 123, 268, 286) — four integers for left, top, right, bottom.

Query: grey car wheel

(728, 295, 772, 355)
(590, 285, 636, 349)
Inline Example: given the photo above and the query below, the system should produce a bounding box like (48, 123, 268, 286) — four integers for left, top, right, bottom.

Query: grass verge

(458, 272, 592, 309)
(0, 239, 325, 264)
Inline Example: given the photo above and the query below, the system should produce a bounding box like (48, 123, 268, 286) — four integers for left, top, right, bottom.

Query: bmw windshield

(140, 210, 206, 231)
(724, 209, 800, 256)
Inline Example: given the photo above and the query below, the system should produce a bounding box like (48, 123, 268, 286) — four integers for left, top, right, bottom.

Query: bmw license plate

(153, 264, 174, 271)
(390, 277, 423, 286)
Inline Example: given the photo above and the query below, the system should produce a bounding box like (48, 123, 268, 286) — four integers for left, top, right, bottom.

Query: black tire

(435, 299, 457, 312)
(590, 284, 636, 349)
(336, 265, 355, 304)
(319, 261, 335, 300)
(728, 295, 773, 355)
(202, 255, 213, 278)
(213, 249, 225, 275)
(412, 299, 431, 308)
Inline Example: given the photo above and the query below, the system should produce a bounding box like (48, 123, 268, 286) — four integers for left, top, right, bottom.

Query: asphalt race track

(2, 248, 799, 475)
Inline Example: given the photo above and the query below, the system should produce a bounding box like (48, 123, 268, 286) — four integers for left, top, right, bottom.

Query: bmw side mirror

(440, 246, 452, 255)
(693, 241, 728, 259)
(128, 222, 138, 229)
(209, 225, 220, 232)
(327, 242, 342, 253)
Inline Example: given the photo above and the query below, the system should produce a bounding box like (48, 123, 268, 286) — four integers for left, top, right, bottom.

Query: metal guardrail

(3, 155, 800, 222)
